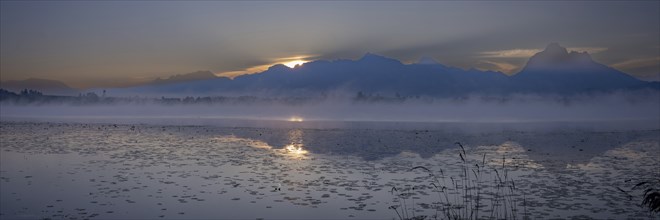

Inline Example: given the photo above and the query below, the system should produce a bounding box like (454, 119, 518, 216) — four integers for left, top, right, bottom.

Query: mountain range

(150, 70, 218, 85)
(2, 43, 657, 97)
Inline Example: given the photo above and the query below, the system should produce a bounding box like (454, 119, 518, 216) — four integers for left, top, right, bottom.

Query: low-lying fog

(2, 93, 658, 130)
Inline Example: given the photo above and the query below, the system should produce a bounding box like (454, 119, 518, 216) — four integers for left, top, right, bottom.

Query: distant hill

(151, 70, 218, 85)
(0, 78, 78, 96)
(102, 43, 655, 97)
(512, 43, 647, 93)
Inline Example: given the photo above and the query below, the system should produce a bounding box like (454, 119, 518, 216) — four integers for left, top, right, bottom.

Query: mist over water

(2, 93, 658, 129)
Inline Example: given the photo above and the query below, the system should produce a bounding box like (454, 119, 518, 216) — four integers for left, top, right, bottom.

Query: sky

(1, 1, 658, 88)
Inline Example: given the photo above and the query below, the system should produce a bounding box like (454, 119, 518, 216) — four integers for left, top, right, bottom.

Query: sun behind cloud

(282, 59, 306, 68)
(217, 56, 312, 78)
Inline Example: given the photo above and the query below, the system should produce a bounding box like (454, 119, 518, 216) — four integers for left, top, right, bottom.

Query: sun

(283, 60, 306, 68)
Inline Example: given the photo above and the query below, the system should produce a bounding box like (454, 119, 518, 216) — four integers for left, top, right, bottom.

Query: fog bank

(2, 93, 658, 128)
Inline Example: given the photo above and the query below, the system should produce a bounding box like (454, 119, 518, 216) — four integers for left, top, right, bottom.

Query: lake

(1, 118, 658, 219)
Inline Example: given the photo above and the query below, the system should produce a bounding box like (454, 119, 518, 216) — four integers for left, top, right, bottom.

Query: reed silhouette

(632, 179, 660, 214)
(390, 142, 526, 220)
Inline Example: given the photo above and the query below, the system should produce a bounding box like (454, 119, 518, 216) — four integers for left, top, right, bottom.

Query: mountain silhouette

(416, 56, 443, 65)
(103, 43, 655, 97)
(512, 43, 646, 93)
(151, 70, 218, 85)
(0, 78, 79, 96)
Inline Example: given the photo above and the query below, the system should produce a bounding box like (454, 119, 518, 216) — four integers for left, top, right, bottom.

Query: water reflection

(566, 141, 660, 171)
(282, 144, 308, 158)
(480, 141, 544, 169)
(228, 127, 658, 166)
(240, 129, 309, 159)
(280, 129, 308, 159)
(1, 122, 658, 219)
(287, 129, 303, 145)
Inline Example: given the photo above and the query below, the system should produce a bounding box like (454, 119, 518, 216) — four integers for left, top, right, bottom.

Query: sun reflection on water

(281, 129, 307, 159)
(283, 144, 308, 157)
(228, 129, 309, 159)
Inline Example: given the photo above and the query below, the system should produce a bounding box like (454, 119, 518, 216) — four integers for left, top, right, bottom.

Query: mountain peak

(416, 56, 440, 65)
(268, 64, 290, 71)
(358, 53, 401, 64)
(513, 43, 642, 92)
(533, 43, 570, 63)
(544, 42, 568, 56)
(360, 52, 384, 59)
(523, 43, 594, 70)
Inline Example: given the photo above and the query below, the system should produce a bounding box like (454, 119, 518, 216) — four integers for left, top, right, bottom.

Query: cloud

(568, 47, 608, 54)
(478, 47, 608, 58)
(479, 49, 541, 58)
(217, 55, 316, 78)
(218, 64, 273, 79)
(611, 57, 660, 80)
(476, 60, 519, 74)
(612, 57, 660, 69)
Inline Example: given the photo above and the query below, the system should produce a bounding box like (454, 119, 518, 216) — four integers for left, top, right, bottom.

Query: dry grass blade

(391, 186, 398, 194)
(634, 181, 650, 188)
(616, 186, 633, 200)
(411, 166, 432, 173)
(482, 153, 486, 167)
(455, 142, 466, 155)
(389, 205, 403, 220)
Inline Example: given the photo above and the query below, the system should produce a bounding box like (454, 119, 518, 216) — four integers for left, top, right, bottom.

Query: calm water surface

(1, 119, 658, 219)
